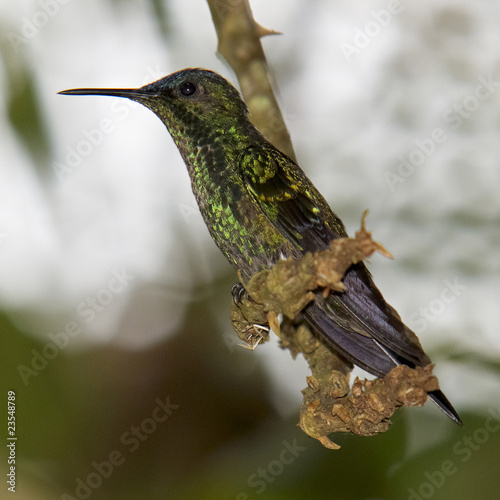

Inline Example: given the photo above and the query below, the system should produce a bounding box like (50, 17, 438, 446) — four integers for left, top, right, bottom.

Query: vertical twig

(206, 0, 296, 161)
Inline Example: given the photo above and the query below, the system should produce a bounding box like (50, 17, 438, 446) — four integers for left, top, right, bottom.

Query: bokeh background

(1, 0, 500, 499)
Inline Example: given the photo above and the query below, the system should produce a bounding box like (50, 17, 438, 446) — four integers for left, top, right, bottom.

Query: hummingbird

(59, 68, 462, 425)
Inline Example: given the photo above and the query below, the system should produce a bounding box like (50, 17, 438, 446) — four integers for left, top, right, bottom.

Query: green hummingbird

(59, 68, 462, 425)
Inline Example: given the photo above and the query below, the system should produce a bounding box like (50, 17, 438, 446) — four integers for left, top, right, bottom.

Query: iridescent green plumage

(59, 68, 462, 425)
(140, 70, 296, 275)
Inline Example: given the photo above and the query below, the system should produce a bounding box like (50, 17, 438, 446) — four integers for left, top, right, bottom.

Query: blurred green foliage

(1, 43, 51, 169)
(2, 300, 500, 499)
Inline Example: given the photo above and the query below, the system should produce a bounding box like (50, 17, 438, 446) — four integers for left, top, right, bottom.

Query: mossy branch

(231, 213, 438, 449)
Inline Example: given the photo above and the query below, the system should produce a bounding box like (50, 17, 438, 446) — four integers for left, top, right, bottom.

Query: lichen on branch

(231, 212, 438, 449)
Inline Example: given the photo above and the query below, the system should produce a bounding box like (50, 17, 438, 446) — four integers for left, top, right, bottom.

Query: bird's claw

(231, 282, 246, 305)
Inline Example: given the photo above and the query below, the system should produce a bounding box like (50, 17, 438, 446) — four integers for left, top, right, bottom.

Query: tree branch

(231, 213, 438, 449)
(206, 0, 296, 160)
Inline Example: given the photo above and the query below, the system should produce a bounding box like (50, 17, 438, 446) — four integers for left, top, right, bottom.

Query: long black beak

(58, 87, 157, 99)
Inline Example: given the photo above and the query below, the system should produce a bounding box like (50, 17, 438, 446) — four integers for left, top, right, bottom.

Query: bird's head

(60, 68, 250, 139)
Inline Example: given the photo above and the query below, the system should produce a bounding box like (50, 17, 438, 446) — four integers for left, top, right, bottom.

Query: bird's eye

(179, 81, 197, 96)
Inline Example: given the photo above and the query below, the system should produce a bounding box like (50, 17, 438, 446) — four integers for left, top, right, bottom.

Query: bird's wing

(240, 145, 430, 368)
(240, 145, 346, 253)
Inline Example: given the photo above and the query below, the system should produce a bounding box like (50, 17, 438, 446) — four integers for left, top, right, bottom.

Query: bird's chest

(191, 172, 291, 278)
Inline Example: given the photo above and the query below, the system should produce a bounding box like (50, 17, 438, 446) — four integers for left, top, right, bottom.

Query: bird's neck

(166, 114, 261, 176)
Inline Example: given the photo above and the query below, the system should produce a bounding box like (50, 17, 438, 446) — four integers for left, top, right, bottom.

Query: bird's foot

(237, 323, 270, 350)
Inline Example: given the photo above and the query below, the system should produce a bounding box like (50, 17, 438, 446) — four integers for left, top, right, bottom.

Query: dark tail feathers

(428, 389, 463, 425)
